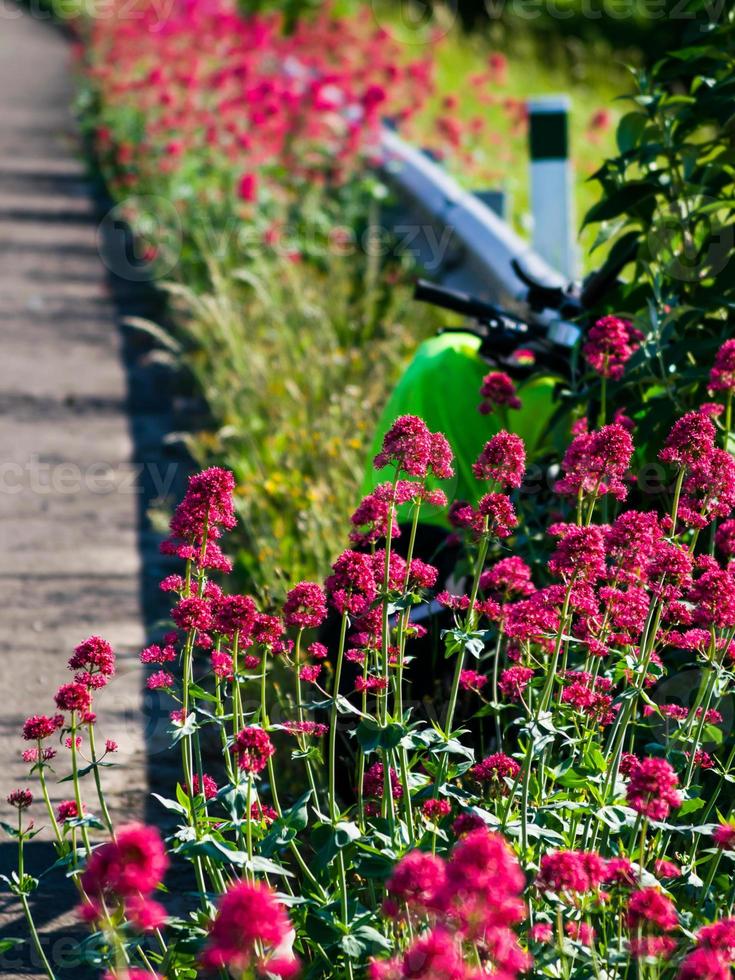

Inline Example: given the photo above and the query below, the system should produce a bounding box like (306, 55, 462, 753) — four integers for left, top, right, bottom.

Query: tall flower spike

(472, 431, 526, 488)
(583, 315, 643, 380)
(709, 338, 735, 392)
(479, 371, 521, 414)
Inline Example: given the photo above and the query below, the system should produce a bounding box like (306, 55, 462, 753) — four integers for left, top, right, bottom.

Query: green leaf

(355, 719, 406, 752)
(187, 683, 219, 704)
(248, 855, 294, 878)
(680, 797, 705, 817)
(616, 111, 648, 154)
(151, 793, 189, 817)
(334, 821, 362, 849)
(0, 939, 24, 954)
(584, 181, 659, 226)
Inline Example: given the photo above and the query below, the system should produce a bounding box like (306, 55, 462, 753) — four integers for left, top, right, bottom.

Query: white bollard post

(528, 95, 576, 281)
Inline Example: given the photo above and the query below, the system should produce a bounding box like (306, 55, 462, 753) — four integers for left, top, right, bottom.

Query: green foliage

(582, 1, 735, 452)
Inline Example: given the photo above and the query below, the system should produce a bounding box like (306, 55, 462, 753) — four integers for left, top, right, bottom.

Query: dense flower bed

(74, 0, 619, 593)
(77, 0, 484, 592)
(89, 1, 443, 199)
(7, 335, 735, 978)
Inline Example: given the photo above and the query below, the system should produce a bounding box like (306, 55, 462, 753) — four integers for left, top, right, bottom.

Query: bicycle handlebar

(413, 280, 506, 323)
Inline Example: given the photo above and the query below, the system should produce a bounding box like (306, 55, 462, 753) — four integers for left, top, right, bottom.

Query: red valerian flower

(422, 798, 452, 821)
(537, 850, 608, 894)
(428, 431, 455, 480)
(437, 829, 528, 972)
(282, 721, 328, 738)
(384, 850, 447, 914)
(498, 666, 534, 701)
(480, 556, 535, 600)
(325, 550, 377, 616)
(8, 788, 33, 809)
(479, 371, 521, 414)
(677, 948, 731, 980)
(253, 614, 285, 648)
(459, 670, 487, 693)
(125, 894, 167, 933)
(213, 594, 257, 639)
(54, 682, 92, 715)
(166, 467, 236, 546)
(283, 582, 327, 630)
(470, 753, 521, 795)
(363, 761, 403, 801)
(57, 800, 83, 821)
(566, 921, 595, 945)
(82, 823, 168, 899)
(655, 859, 681, 879)
(646, 540, 694, 601)
(146, 671, 175, 690)
(688, 561, 735, 629)
(201, 880, 297, 975)
(713, 822, 735, 850)
(299, 664, 322, 684)
(211, 650, 234, 681)
(554, 423, 633, 501)
(237, 172, 258, 203)
(548, 524, 607, 582)
(172, 596, 213, 633)
(626, 757, 682, 821)
(475, 492, 517, 538)
(604, 857, 636, 886)
(452, 813, 486, 837)
(369, 928, 466, 979)
(709, 338, 735, 392)
(561, 679, 617, 727)
(374, 415, 433, 477)
(627, 888, 678, 932)
(231, 727, 275, 775)
(659, 409, 717, 470)
(22, 714, 64, 741)
(583, 315, 643, 380)
(140, 644, 177, 664)
(408, 558, 438, 590)
(349, 486, 401, 547)
(696, 919, 735, 959)
(68, 636, 116, 686)
(190, 773, 218, 800)
(23, 747, 56, 764)
(716, 518, 735, 559)
(472, 431, 526, 488)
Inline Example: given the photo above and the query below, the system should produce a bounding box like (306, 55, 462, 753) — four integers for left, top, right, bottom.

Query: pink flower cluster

(201, 880, 298, 976)
(80, 823, 168, 931)
(583, 315, 643, 380)
(375, 828, 529, 978)
(89, 1, 449, 208)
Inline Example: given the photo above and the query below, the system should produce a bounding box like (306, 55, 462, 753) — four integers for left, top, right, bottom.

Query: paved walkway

(0, 9, 176, 976)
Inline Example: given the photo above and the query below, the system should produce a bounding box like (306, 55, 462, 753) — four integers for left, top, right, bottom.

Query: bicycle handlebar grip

(413, 279, 502, 322)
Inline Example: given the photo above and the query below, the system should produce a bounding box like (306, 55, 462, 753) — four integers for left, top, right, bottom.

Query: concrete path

(0, 8, 177, 976)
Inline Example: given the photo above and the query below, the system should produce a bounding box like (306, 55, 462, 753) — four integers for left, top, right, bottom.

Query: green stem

(87, 723, 114, 837)
(69, 714, 91, 855)
(329, 614, 349, 823)
(20, 895, 56, 980)
(670, 466, 686, 531)
(17, 814, 56, 980)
